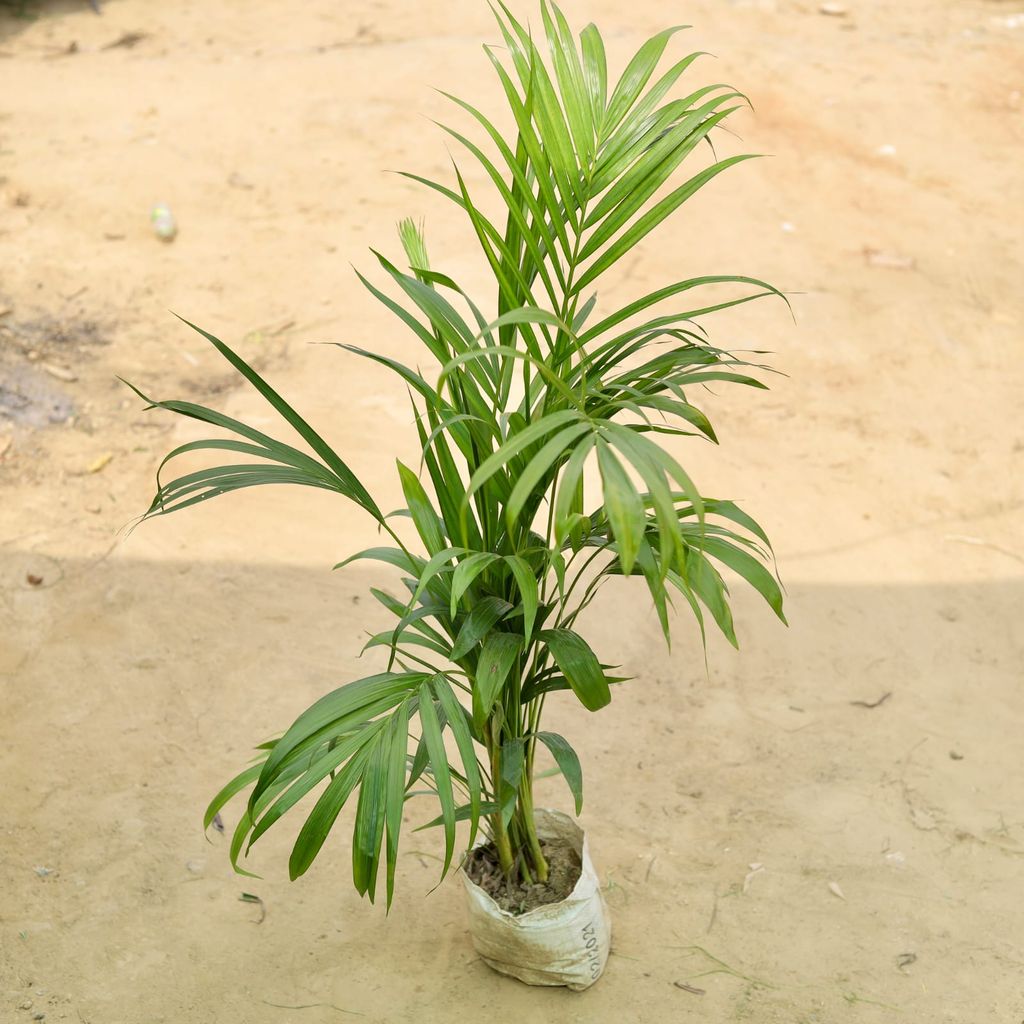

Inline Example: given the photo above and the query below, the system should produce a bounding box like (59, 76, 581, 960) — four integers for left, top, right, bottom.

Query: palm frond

(132, 1, 788, 904)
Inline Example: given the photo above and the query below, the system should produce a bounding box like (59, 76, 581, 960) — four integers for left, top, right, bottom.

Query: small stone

(18, 1000, 32, 1010)
(819, 2, 847, 14)
(87, 452, 113, 474)
(864, 247, 915, 270)
(42, 363, 77, 383)
(185, 858, 205, 875)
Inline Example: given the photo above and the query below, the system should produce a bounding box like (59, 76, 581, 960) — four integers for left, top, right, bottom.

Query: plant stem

(517, 785, 548, 883)
(488, 720, 516, 877)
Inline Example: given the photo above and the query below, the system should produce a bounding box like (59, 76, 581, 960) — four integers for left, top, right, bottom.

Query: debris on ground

(864, 247, 916, 270)
(102, 32, 148, 50)
(239, 892, 267, 924)
(743, 863, 765, 893)
(850, 691, 892, 709)
(673, 981, 706, 995)
(87, 452, 113, 474)
(151, 203, 177, 242)
(42, 363, 77, 383)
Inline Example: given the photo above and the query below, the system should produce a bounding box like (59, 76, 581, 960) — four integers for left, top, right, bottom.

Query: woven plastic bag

(460, 809, 611, 991)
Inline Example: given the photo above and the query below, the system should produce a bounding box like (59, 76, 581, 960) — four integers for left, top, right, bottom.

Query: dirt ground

(2, 0, 1023, 1021)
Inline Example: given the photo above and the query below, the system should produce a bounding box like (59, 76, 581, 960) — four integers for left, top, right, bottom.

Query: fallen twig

(850, 691, 891, 709)
(261, 1001, 362, 1016)
(239, 892, 266, 924)
(673, 981, 706, 995)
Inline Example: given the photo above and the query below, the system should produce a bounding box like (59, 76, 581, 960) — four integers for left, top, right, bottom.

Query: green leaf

(472, 633, 523, 733)
(537, 628, 611, 711)
(498, 736, 525, 827)
(383, 701, 411, 908)
(396, 461, 447, 556)
(699, 536, 786, 623)
(415, 801, 501, 831)
(431, 675, 485, 848)
(350, 738, 388, 900)
(449, 552, 499, 616)
(450, 596, 514, 661)
(685, 547, 737, 647)
(255, 673, 425, 797)
(204, 760, 266, 838)
(580, 22, 608, 122)
(535, 732, 583, 814)
(595, 438, 645, 575)
(287, 743, 372, 882)
(604, 25, 687, 135)
(504, 555, 539, 646)
(417, 682, 456, 874)
(333, 546, 424, 575)
(506, 420, 593, 529)
(465, 409, 585, 500)
(171, 317, 383, 519)
(574, 155, 758, 294)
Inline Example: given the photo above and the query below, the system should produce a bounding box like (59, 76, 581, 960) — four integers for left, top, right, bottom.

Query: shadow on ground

(1, 551, 1021, 1022)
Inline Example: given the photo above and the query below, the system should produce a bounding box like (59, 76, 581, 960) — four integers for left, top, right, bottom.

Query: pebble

(87, 452, 113, 474)
(819, 1, 847, 14)
(42, 363, 78, 383)
(864, 247, 915, 270)
(151, 202, 177, 242)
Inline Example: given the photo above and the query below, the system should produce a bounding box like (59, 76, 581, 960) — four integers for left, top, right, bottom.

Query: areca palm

(131, 1, 787, 907)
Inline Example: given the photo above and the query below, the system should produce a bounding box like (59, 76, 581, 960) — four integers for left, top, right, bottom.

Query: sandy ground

(2, 0, 1023, 1021)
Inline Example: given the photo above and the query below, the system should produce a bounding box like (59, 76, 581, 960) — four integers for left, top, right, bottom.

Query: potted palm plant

(128, 0, 787, 991)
